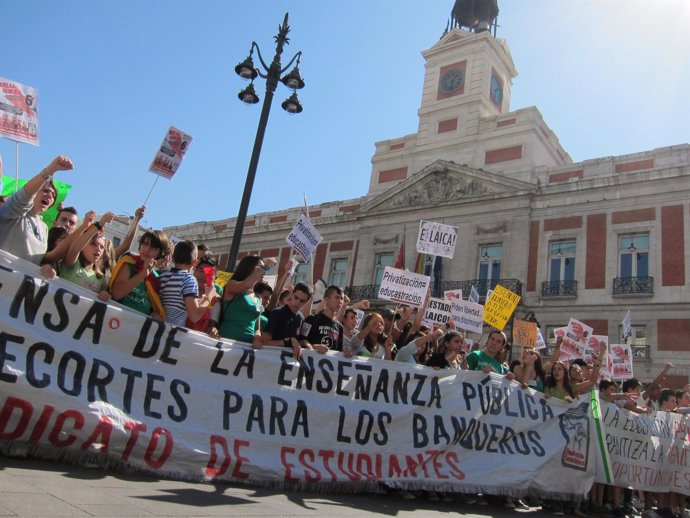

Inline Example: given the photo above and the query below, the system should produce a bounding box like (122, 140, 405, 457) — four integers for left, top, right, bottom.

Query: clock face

(490, 75, 503, 105)
(440, 68, 465, 94)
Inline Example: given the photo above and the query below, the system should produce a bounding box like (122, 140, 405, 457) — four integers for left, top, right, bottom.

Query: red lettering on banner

(29, 404, 55, 443)
(298, 448, 322, 483)
(81, 416, 113, 454)
(280, 446, 299, 483)
(204, 436, 250, 479)
(446, 451, 466, 480)
(0, 396, 33, 439)
(122, 421, 147, 462)
(144, 427, 173, 468)
(49, 409, 84, 447)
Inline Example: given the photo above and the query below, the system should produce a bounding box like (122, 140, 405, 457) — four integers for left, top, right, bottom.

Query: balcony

(541, 280, 577, 298)
(345, 278, 523, 302)
(612, 276, 653, 296)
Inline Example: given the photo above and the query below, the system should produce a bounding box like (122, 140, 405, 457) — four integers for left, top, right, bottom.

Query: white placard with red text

(0, 78, 39, 146)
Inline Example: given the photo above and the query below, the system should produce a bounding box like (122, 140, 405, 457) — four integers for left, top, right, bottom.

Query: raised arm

(63, 212, 114, 267)
(114, 205, 145, 259)
(23, 156, 73, 199)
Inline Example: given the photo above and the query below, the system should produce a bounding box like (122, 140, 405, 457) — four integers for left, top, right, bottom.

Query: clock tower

(368, 24, 571, 195)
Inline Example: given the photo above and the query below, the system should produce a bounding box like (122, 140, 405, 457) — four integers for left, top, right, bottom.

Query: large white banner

(596, 403, 690, 495)
(0, 252, 596, 496)
(0, 78, 39, 146)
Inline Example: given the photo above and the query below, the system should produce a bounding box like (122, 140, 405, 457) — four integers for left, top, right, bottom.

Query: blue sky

(2, 0, 689, 230)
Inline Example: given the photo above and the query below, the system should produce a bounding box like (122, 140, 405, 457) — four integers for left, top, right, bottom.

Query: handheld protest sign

(149, 126, 193, 179)
(285, 213, 323, 262)
(377, 266, 430, 309)
(482, 284, 520, 331)
(558, 318, 593, 360)
(469, 285, 480, 304)
(444, 289, 463, 301)
(610, 343, 633, 380)
(450, 299, 484, 334)
(416, 220, 458, 259)
(422, 297, 452, 328)
(512, 319, 537, 347)
(0, 77, 40, 146)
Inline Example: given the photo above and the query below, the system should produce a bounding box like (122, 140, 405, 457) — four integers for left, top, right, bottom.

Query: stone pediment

(361, 160, 535, 213)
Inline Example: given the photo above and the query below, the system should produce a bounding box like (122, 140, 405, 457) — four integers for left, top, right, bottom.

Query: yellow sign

(513, 319, 537, 347)
(482, 284, 521, 331)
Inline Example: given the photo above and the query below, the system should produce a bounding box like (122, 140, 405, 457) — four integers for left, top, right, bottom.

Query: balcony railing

(345, 278, 523, 302)
(541, 280, 578, 298)
(613, 276, 653, 296)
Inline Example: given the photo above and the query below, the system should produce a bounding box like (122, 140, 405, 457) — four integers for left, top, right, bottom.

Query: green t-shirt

(466, 350, 508, 375)
(59, 261, 108, 294)
(115, 262, 154, 315)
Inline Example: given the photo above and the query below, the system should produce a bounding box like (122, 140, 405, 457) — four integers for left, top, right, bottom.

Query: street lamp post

(226, 12, 305, 272)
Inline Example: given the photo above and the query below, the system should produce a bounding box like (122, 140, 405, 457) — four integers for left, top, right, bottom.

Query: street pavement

(0, 455, 553, 518)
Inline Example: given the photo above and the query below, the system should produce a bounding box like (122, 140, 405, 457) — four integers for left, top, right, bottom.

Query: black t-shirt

(264, 305, 304, 344)
(298, 311, 344, 351)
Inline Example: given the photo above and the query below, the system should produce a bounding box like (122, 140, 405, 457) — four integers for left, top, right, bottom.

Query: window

(619, 234, 649, 278)
(373, 252, 395, 291)
(112, 236, 121, 247)
(549, 241, 576, 283)
(293, 262, 310, 286)
(478, 244, 502, 295)
(329, 258, 348, 288)
(618, 324, 649, 360)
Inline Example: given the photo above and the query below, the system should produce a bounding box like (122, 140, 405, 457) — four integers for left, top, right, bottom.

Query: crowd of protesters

(1, 156, 688, 518)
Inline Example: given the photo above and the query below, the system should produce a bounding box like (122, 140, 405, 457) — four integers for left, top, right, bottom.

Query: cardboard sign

(377, 266, 430, 309)
(416, 220, 458, 259)
(513, 319, 537, 347)
(482, 285, 521, 331)
(451, 299, 484, 334)
(149, 126, 193, 179)
(0, 77, 39, 146)
(444, 289, 463, 301)
(285, 214, 323, 262)
(422, 297, 452, 328)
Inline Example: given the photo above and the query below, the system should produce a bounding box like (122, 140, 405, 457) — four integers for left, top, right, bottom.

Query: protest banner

(469, 285, 480, 304)
(513, 320, 537, 347)
(536, 328, 546, 350)
(285, 214, 323, 262)
(585, 335, 608, 365)
(0, 78, 39, 146)
(377, 266, 430, 309)
(556, 318, 593, 360)
(423, 303, 442, 326)
(482, 285, 521, 331)
(416, 221, 458, 259)
(596, 403, 690, 495)
(0, 250, 596, 497)
(422, 297, 452, 328)
(444, 289, 463, 301)
(609, 344, 633, 380)
(450, 299, 484, 334)
(149, 126, 193, 179)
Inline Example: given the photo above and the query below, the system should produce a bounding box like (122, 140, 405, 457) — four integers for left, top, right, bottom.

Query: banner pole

(14, 142, 19, 193)
(142, 176, 160, 206)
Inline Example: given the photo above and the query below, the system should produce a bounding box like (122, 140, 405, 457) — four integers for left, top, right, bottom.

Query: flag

(432, 255, 443, 296)
(2, 177, 72, 227)
(622, 310, 632, 341)
(394, 237, 405, 269)
(413, 252, 426, 274)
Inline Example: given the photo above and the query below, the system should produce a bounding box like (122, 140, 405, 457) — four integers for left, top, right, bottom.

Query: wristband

(93, 221, 103, 232)
(40, 169, 52, 181)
